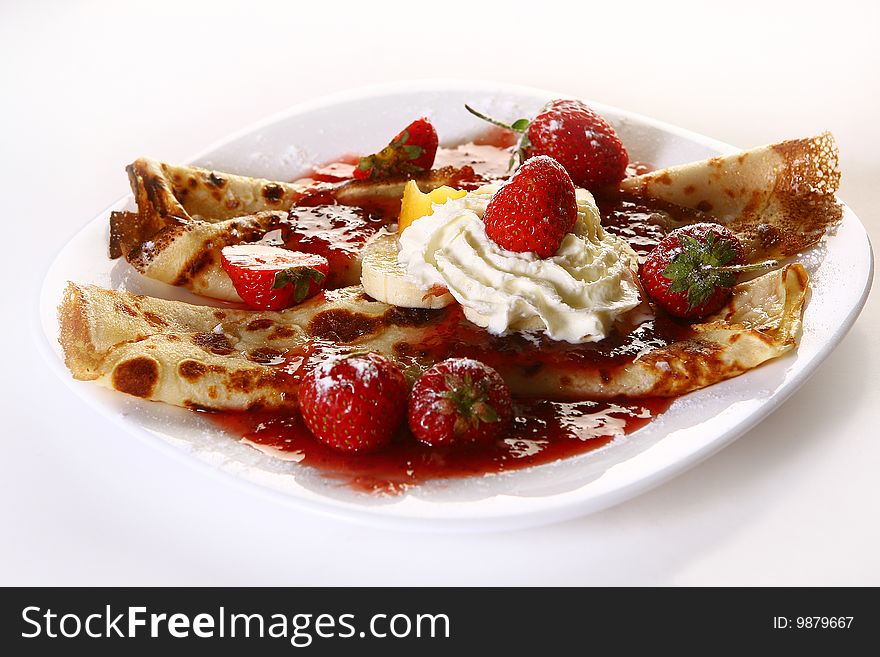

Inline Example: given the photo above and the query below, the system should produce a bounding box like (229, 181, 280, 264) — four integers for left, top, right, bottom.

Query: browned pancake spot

(247, 319, 275, 331)
(112, 357, 159, 398)
(207, 172, 227, 188)
(383, 306, 445, 328)
(262, 183, 284, 204)
(227, 369, 278, 393)
(184, 400, 220, 412)
(641, 339, 726, 395)
(267, 325, 299, 340)
(193, 332, 234, 355)
(114, 300, 138, 317)
(248, 348, 284, 364)
(309, 309, 382, 342)
(178, 359, 207, 381)
(143, 311, 167, 327)
(174, 249, 215, 286)
(752, 330, 778, 346)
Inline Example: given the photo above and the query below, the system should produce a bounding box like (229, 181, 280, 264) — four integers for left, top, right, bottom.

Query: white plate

(38, 81, 873, 532)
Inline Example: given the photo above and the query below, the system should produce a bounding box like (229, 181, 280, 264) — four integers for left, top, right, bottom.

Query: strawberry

(639, 223, 776, 319)
(482, 155, 577, 258)
(221, 244, 328, 311)
(353, 117, 439, 180)
(408, 358, 513, 448)
(299, 352, 408, 453)
(465, 99, 629, 189)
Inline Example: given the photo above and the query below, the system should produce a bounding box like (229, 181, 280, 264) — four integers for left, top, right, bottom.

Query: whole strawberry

(299, 352, 408, 453)
(482, 155, 577, 258)
(466, 99, 629, 189)
(408, 358, 513, 448)
(353, 117, 439, 180)
(221, 244, 328, 310)
(640, 223, 775, 319)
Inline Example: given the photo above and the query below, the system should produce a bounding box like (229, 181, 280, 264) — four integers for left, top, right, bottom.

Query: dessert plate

(38, 81, 873, 532)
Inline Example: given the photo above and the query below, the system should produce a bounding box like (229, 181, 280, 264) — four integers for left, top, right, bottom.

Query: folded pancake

(110, 158, 308, 259)
(58, 264, 807, 410)
(112, 158, 479, 301)
(620, 133, 842, 260)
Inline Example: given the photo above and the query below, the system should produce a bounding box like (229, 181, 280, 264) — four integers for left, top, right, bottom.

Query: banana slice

(360, 232, 454, 308)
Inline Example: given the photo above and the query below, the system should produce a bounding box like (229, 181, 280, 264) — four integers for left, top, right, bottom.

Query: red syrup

(280, 205, 387, 288)
(211, 396, 672, 494)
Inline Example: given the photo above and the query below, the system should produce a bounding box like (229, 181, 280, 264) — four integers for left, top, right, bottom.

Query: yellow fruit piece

(398, 181, 466, 234)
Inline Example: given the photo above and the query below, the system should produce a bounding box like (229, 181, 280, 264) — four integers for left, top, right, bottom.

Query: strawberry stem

(464, 104, 528, 133)
(700, 260, 779, 274)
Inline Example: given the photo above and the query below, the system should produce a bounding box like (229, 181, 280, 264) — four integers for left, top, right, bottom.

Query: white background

(2, 0, 877, 585)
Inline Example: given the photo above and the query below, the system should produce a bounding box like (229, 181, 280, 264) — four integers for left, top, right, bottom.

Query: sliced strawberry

(299, 352, 408, 453)
(408, 358, 513, 447)
(353, 117, 439, 180)
(221, 244, 328, 311)
(482, 155, 577, 258)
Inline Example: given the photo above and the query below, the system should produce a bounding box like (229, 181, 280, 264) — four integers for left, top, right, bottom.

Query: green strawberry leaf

(453, 415, 471, 436)
(661, 231, 740, 310)
(464, 104, 530, 133)
(272, 266, 326, 303)
(390, 129, 410, 148)
(472, 401, 499, 424)
(438, 373, 500, 431)
(402, 144, 424, 160)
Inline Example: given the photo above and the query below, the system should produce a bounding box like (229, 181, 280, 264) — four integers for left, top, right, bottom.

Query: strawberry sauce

(211, 397, 671, 494)
(203, 141, 704, 494)
(282, 205, 386, 288)
(598, 193, 708, 260)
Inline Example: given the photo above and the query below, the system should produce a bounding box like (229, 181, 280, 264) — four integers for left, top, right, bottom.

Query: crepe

(112, 158, 475, 301)
(58, 264, 807, 410)
(620, 133, 841, 259)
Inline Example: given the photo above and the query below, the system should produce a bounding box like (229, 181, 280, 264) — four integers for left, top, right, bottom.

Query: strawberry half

(353, 117, 439, 180)
(408, 358, 513, 447)
(482, 155, 578, 258)
(466, 98, 629, 189)
(639, 223, 776, 319)
(221, 244, 328, 311)
(299, 352, 408, 453)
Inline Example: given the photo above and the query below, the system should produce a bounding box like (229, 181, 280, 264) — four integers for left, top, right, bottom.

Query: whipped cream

(397, 185, 641, 343)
